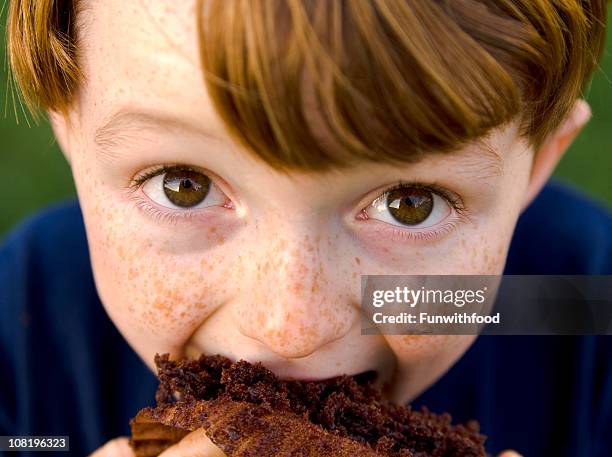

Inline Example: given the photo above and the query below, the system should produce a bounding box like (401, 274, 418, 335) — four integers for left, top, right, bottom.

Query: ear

(521, 99, 591, 210)
(48, 110, 72, 166)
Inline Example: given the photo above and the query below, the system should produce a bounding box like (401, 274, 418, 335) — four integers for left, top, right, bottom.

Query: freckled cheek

(84, 205, 228, 348)
(348, 217, 515, 274)
(447, 215, 517, 274)
(454, 234, 510, 274)
(387, 335, 452, 357)
(386, 335, 475, 368)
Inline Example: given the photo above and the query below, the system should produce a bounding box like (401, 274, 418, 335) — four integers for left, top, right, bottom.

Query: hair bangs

(197, 0, 533, 172)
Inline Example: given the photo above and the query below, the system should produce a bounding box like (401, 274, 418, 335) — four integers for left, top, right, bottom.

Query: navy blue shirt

(1, 181, 611, 457)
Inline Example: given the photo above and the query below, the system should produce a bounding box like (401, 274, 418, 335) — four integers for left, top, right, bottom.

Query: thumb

(89, 437, 135, 457)
(158, 429, 226, 457)
(498, 451, 523, 457)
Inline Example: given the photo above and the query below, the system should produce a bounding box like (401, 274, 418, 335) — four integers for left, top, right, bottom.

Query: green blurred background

(0, 11, 611, 240)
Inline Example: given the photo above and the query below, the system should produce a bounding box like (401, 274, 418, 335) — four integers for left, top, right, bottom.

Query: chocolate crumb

(130, 354, 487, 457)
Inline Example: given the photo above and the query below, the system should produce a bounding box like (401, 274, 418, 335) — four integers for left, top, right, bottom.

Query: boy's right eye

(137, 165, 227, 210)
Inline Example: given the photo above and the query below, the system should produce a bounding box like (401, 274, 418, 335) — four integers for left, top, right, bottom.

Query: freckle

(402, 335, 419, 344)
(209, 227, 217, 234)
(217, 235, 225, 245)
(354, 257, 361, 265)
(292, 281, 304, 294)
(253, 309, 265, 327)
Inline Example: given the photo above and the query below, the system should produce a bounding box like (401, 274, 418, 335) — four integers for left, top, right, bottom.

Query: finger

(89, 437, 135, 457)
(498, 451, 523, 457)
(158, 428, 226, 457)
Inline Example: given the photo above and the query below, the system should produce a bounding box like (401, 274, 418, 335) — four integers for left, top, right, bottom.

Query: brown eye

(386, 187, 433, 225)
(162, 169, 211, 208)
(365, 185, 451, 229)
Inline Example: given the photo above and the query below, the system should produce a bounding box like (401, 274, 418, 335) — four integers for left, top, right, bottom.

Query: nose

(236, 230, 357, 359)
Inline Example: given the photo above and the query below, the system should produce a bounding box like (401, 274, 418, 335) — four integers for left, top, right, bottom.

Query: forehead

(76, 0, 518, 175)
(78, 0, 219, 130)
(77, 0, 347, 165)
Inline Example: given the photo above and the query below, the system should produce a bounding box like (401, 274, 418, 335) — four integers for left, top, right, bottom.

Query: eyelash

(130, 163, 195, 188)
(378, 181, 466, 214)
(124, 164, 226, 226)
(357, 180, 470, 242)
(125, 167, 471, 240)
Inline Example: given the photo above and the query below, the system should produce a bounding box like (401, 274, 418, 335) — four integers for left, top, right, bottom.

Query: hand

(157, 429, 226, 457)
(88, 438, 134, 457)
(88, 430, 226, 457)
(498, 451, 523, 457)
(90, 433, 515, 457)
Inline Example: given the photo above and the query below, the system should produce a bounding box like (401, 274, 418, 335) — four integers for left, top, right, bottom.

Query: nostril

(238, 315, 357, 360)
(235, 293, 360, 359)
(262, 326, 324, 359)
(237, 320, 319, 359)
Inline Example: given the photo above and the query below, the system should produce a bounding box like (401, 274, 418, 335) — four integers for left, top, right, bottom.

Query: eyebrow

(94, 109, 221, 162)
(94, 109, 504, 180)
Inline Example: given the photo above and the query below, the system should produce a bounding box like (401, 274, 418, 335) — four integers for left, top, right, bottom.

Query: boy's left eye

(365, 185, 452, 228)
(141, 167, 226, 209)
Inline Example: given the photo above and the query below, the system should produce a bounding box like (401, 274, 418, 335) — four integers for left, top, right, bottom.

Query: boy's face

(60, 0, 535, 403)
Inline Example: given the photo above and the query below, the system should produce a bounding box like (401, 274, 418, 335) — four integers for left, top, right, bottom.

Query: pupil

(404, 195, 424, 207)
(386, 187, 433, 225)
(163, 169, 210, 208)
